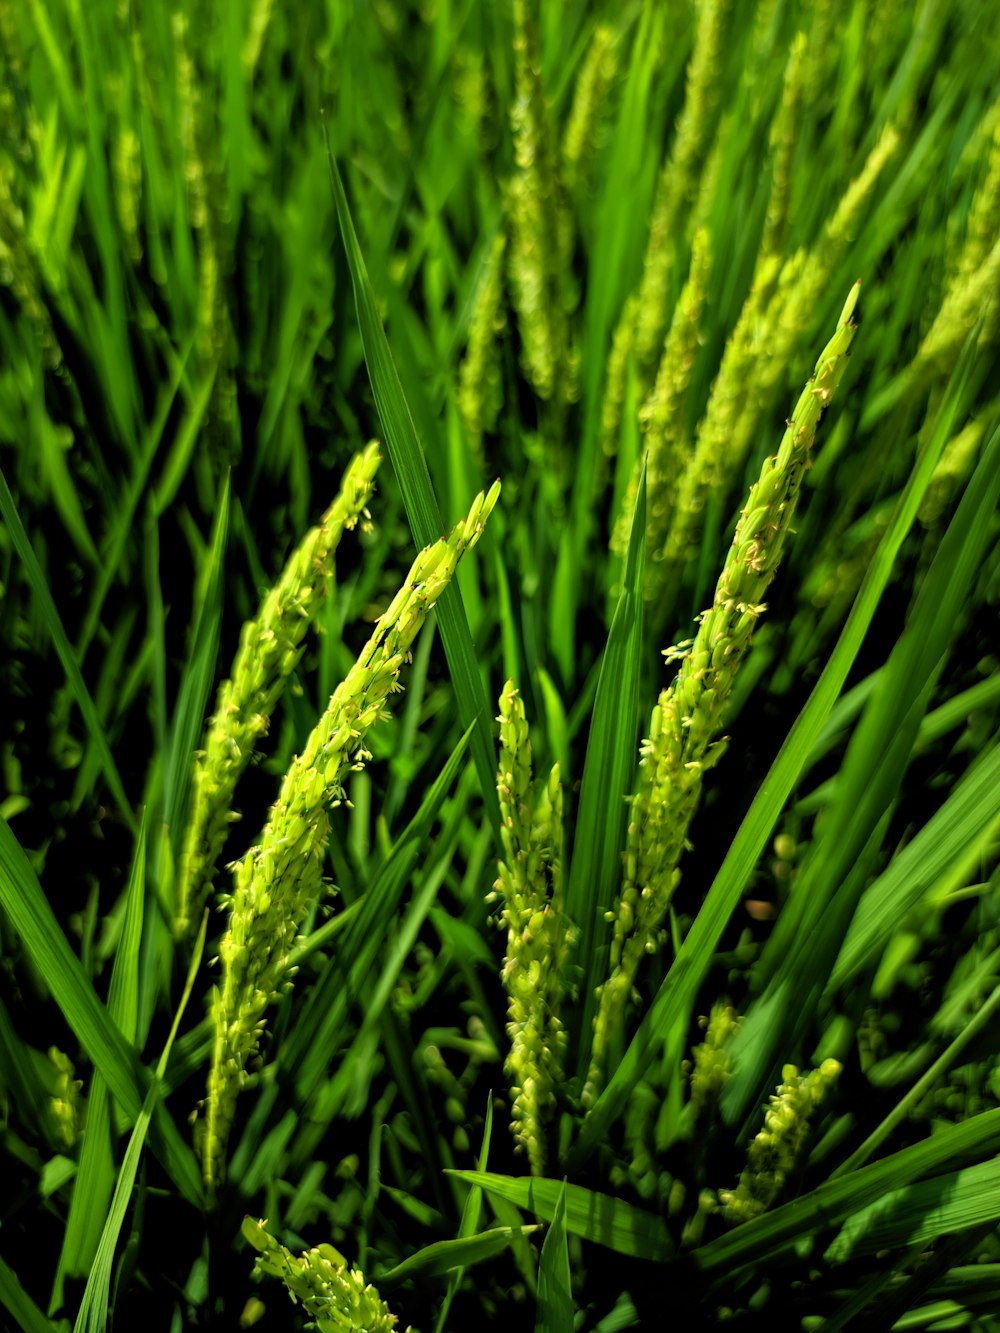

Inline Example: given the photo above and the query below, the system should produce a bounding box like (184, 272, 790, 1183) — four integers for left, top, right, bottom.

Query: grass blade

(52, 819, 147, 1309)
(434, 1098, 494, 1333)
(74, 912, 207, 1333)
(829, 743, 1000, 992)
(566, 464, 645, 1079)
(377, 1227, 538, 1288)
(446, 1171, 674, 1263)
(0, 1251, 55, 1333)
(326, 144, 500, 840)
(535, 1180, 573, 1333)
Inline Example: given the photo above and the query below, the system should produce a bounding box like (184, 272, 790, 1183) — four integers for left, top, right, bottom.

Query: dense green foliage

(1, 1, 999, 1329)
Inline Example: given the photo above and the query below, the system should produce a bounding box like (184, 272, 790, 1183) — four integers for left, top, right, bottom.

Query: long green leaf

(824, 1158, 1000, 1263)
(75, 912, 207, 1333)
(567, 464, 645, 1078)
(535, 1181, 573, 1333)
(0, 1250, 55, 1333)
(161, 475, 232, 865)
(52, 819, 147, 1310)
(434, 1098, 494, 1333)
(326, 145, 499, 841)
(446, 1171, 675, 1263)
(377, 1227, 538, 1288)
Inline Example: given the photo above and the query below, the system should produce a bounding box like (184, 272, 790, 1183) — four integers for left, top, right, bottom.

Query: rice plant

(1, 2, 998, 1330)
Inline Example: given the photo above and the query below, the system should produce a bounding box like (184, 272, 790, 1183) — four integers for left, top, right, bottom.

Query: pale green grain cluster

(452, 46, 493, 153)
(242, 1218, 401, 1333)
(173, 13, 214, 333)
(507, 0, 577, 408)
(492, 680, 572, 1175)
(632, 0, 727, 376)
(562, 23, 618, 198)
(619, 1081, 661, 1202)
(718, 1059, 841, 1224)
(689, 1002, 741, 1117)
(48, 1047, 82, 1149)
(612, 227, 712, 587)
(660, 128, 898, 586)
(112, 118, 143, 265)
(200, 482, 500, 1196)
(587, 286, 861, 1101)
(175, 443, 381, 939)
(457, 232, 507, 464)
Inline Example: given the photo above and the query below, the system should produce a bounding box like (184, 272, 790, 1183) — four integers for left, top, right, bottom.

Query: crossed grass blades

(0, 0, 999, 1330)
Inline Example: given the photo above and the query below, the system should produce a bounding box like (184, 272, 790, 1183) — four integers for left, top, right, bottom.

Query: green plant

(0, 2, 998, 1330)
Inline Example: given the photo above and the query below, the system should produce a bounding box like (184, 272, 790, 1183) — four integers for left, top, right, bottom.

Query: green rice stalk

(805, 500, 892, 619)
(452, 46, 493, 154)
(600, 0, 728, 460)
(612, 227, 712, 586)
(0, 174, 52, 355)
(614, 1080, 661, 1202)
(243, 0, 275, 77)
(864, 0, 910, 93)
(458, 232, 507, 466)
(632, 0, 727, 376)
(507, 0, 577, 409)
(661, 128, 898, 584)
(174, 443, 381, 939)
(112, 117, 143, 265)
(0, 25, 56, 363)
(173, 11, 217, 345)
(799, 0, 842, 112)
(491, 681, 572, 1175)
(717, 1059, 841, 1223)
(200, 482, 500, 1197)
(918, 412, 989, 527)
(172, 7, 231, 414)
(587, 284, 861, 1102)
(562, 23, 618, 198)
(915, 233, 1000, 375)
(954, 93, 1000, 284)
(759, 32, 806, 267)
(745, 0, 782, 100)
(242, 1218, 402, 1333)
(600, 292, 639, 462)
